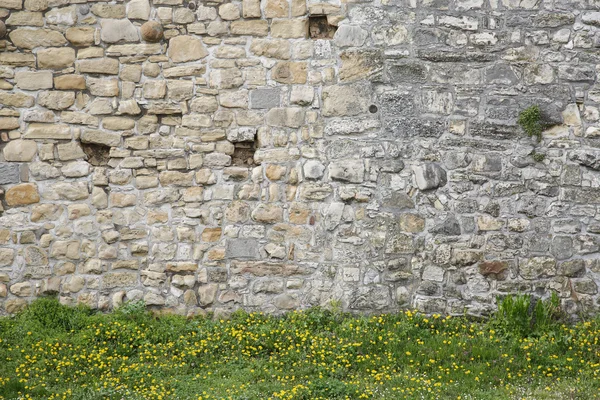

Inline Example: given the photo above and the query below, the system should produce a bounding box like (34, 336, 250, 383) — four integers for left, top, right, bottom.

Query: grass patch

(0, 297, 599, 399)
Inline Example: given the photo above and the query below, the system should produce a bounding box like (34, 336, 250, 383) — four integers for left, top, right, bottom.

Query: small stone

(141, 21, 163, 42)
(413, 163, 447, 190)
(5, 183, 40, 206)
(303, 160, 325, 179)
(479, 261, 509, 276)
(198, 284, 218, 306)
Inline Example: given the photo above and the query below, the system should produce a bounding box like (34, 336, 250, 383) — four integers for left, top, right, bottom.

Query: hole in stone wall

(369, 105, 378, 113)
(231, 142, 257, 167)
(82, 143, 110, 166)
(309, 16, 337, 39)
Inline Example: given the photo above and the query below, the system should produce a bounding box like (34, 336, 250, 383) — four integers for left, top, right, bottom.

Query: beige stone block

(15, 71, 53, 90)
(243, 0, 261, 17)
(0, 117, 20, 130)
(38, 90, 75, 110)
(272, 61, 307, 84)
(86, 77, 119, 97)
(167, 80, 194, 101)
(103, 117, 135, 130)
(66, 27, 95, 46)
(24, 123, 71, 139)
(0, 53, 35, 67)
(264, 0, 288, 18)
(120, 65, 142, 82)
(219, 3, 240, 20)
(45, 5, 77, 26)
(168, 35, 208, 62)
(158, 171, 194, 186)
(6, 183, 40, 207)
(78, 58, 120, 75)
(127, 0, 150, 20)
(57, 141, 85, 161)
(251, 203, 283, 223)
(230, 20, 268, 36)
(91, 3, 126, 18)
(10, 282, 32, 297)
(54, 74, 86, 90)
(250, 39, 291, 59)
(110, 192, 137, 207)
(143, 80, 167, 99)
(100, 19, 139, 43)
(6, 11, 44, 26)
(3, 0, 23, 9)
(24, 0, 47, 11)
(291, 0, 306, 16)
(81, 129, 121, 147)
(37, 47, 76, 70)
(3, 140, 37, 162)
(265, 107, 305, 128)
(9, 28, 66, 49)
(60, 111, 99, 126)
(271, 19, 307, 38)
(0, 91, 35, 107)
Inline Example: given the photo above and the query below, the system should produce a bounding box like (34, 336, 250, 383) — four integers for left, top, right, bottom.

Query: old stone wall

(0, 0, 599, 317)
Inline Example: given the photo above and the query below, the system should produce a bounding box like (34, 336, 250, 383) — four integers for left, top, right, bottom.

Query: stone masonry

(0, 0, 600, 317)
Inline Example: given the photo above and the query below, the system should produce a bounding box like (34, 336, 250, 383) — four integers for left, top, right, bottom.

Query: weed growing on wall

(518, 105, 544, 141)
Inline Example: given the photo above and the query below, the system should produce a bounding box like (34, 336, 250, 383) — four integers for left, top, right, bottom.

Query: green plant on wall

(518, 105, 547, 163)
(518, 105, 543, 141)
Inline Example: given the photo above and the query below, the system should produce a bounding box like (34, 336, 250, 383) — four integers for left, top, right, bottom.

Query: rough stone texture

(0, 0, 599, 318)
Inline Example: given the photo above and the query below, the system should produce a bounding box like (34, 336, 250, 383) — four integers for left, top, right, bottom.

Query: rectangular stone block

(0, 163, 20, 185)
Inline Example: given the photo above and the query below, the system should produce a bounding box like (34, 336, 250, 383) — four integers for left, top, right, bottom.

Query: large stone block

(3, 140, 37, 162)
(5, 183, 40, 206)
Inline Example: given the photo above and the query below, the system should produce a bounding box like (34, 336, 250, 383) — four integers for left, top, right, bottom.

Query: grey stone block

(0, 163, 20, 185)
(250, 88, 281, 109)
(226, 238, 259, 259)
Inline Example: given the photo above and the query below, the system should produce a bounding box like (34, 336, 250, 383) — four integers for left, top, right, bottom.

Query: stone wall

(0, 0, 599, 317)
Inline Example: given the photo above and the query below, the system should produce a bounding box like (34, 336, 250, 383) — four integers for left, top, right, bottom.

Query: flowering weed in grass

(0, 298, 599, 399)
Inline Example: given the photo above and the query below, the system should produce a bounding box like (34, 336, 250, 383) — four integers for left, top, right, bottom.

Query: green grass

(0, 297, 599, 400)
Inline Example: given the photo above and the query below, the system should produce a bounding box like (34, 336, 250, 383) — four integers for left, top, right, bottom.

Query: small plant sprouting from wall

(518, 105, 544, 141)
